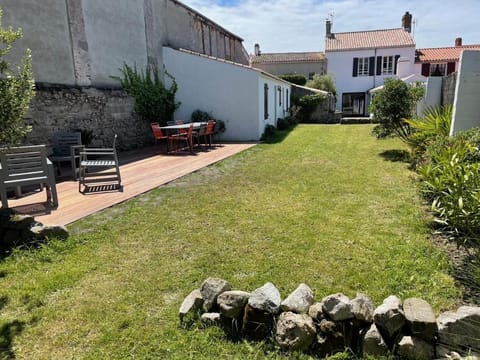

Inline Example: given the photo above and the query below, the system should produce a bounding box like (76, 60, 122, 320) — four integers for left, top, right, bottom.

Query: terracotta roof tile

(325, 28, 415, 52)
(415, 45, 480, 63)
(250, 52, 326, 64)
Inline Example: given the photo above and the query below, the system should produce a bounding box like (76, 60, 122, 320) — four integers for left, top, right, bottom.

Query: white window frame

(358, 57, 369, 76)
(429, 63, 447, 76)
(382, 56, 394, 75)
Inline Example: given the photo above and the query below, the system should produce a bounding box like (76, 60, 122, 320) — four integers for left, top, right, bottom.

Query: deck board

(6, 143, 256, 226)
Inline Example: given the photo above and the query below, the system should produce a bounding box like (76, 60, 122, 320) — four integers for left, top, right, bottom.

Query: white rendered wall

(257, 75, 291, 136)
(451, 50, 480, 134)
(326, 46, 416, 111)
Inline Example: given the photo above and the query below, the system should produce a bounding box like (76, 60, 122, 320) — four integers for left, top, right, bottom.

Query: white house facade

(325, 12, 416, 116)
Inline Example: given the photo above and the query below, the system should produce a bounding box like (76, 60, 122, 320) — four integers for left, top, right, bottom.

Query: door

(342, 92, 366, 116)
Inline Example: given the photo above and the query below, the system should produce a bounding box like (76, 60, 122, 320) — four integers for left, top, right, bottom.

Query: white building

(325, 12, 416, 116)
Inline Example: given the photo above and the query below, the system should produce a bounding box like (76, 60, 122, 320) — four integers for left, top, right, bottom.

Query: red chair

(175, 120, 188, 135)
(151, 123, 169, 152)
(168, 124, 194, 153)
(203, 120, 216, 148)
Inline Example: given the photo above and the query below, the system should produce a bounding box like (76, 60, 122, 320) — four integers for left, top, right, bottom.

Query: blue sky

(181, 0, 480, 53)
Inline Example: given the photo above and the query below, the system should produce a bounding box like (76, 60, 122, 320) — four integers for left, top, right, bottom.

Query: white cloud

(181, 0, 480, 53)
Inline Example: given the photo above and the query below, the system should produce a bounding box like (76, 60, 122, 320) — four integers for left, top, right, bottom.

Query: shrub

(191, 110, 211, 123)
(276, 118, 290, 130)
(305, 74, 337, 95)
(112, 63, 180, 125)
(417, 132, 480, 241)
(260, 124, 276, 141)
(293, 93, 325, 123)
(0, 7, 35, 146)
(370, 78, 424, 142)
(278, 74, 307, 86)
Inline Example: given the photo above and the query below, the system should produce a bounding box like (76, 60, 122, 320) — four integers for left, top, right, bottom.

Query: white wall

(451, 50, 480, 134)
(326, 46, 416, 111)
(163, 48, 290, 141)
(257, 75, 291, 136)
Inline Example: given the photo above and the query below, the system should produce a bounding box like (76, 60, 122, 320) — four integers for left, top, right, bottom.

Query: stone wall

(442, 72, 457, 106)
(291, 84, 337, 123)
(25, 86, 152, 151)
(180, 277, 480, 359)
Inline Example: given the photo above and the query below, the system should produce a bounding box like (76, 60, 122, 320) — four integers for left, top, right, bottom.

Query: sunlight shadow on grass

(379, 149, 410, 163)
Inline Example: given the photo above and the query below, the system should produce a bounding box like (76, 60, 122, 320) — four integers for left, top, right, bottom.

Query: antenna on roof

(328, 10, 335, 22)
(412, 18, 417, 38)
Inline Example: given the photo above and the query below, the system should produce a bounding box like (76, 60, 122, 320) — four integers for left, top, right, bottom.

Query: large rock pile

(180, 278, 480, 359)
(0, 208, 68, 253)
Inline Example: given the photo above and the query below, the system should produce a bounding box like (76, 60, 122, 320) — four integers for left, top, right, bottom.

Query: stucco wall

(451, 50, 480, 134)
(1, 0, 248, 88)
(163, 48, 290, 141)
(252, 62, 327, 79)
(326, 46, 416, 111)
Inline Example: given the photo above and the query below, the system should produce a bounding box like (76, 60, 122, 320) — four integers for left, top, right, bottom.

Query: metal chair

(78, 135, 121, 193)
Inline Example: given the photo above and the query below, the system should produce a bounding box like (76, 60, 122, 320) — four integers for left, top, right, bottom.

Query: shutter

(447, 62, 456, 75)
(376, 56, 382, 75)
(352, 57, 358, 77)
(369, 57, 375, 76)
(421, 63, 430, 77)
(394, 55, 400, 75)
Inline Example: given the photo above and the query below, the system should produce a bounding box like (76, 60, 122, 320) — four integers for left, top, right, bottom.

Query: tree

(369, 78, 424, 142)
(0, 8, 35, 146)
(305, 74, 336, 95)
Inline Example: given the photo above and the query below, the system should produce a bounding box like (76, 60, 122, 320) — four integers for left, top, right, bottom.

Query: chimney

(402, 11, 412, 33)
(455, 37, 462, 46)
(254, 43, 261, 56)
(326, 19, 332, 38)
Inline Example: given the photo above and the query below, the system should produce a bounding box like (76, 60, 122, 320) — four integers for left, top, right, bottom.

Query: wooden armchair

(78, 135, 121, 193)
(0, 145, 58, 208)
(49, 132, 83, 180)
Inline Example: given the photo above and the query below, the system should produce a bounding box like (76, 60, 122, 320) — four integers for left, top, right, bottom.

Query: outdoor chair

(168, 124, 194, 154)
(203, 120, 216, 148)
(0, 145, 58, 208)
(78, 134, 122, 193)
(151, 123, 170, 152)
(49, 132, 83, 180)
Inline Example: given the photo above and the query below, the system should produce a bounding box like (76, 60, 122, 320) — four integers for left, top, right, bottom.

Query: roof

(250, 52, 326, 65)
(369, 74, 427, 93)
(325, 28, 415, 52)
(415, 45, 480, 63)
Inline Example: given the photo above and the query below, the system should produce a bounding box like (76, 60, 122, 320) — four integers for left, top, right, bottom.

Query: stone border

(180, 278, 480, 359)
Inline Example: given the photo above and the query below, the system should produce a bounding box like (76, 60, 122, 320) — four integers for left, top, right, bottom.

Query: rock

(242, 303, 275, 340)
(397, 335, 434, 360)
(403, 298, 437, 341)
(437, 306, 480, 355)
(179, 289, 203, 322)
(30, 225, 69, 240)
(351, 293, 375, 324)
(201, 312, 221, 326)
(217, 290, 250, 318)
(200, 278, 231, 312)
(248, 282, 281, 314)
(373, 295, 405, 340)
(308, 302, 325, 322)
(322, 293, 353, 321)
(275, 312, 316, 351)
(281, 283, 314, 314)
(316, 319, 348, 356)
(362, 323, 389, 357)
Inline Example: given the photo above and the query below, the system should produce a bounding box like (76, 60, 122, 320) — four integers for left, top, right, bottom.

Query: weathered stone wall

(442, 71, 457, 105)
(25, 87, 152, 151)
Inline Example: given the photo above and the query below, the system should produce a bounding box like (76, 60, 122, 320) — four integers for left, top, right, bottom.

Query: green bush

(417, 132, 480, 241)
(276, 117, 290, 130)
(305, 74, 337, 95)
(191, 110, 211, 123)
(370, 78, 424, 142)
(112, 63, 180, 126)
(278, 74, 306, 86)
(0, 7, 35, 146)
(260, 124, 276, 141)
(293, 93, 325, 123)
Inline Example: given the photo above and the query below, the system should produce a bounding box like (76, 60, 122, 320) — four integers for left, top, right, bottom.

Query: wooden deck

(6, 143, 256, 226)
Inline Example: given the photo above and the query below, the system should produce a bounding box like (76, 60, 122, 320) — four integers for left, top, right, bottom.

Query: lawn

(0, 124, 460, 359)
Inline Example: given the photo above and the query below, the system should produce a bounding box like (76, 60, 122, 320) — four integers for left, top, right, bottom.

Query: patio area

(6, 142, 256, 226)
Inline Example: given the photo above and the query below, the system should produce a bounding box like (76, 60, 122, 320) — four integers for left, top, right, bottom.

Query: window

(430, 63, 447, 76)
(278, 86, 282, 106)
(358, 57, 369, 76)
(308, 72, 315, 80)
(382, 56, 394, 75)
(264, 83, 269, 120)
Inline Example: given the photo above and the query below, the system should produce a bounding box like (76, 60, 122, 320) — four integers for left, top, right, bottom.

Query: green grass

(0, 125, 460, 359)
